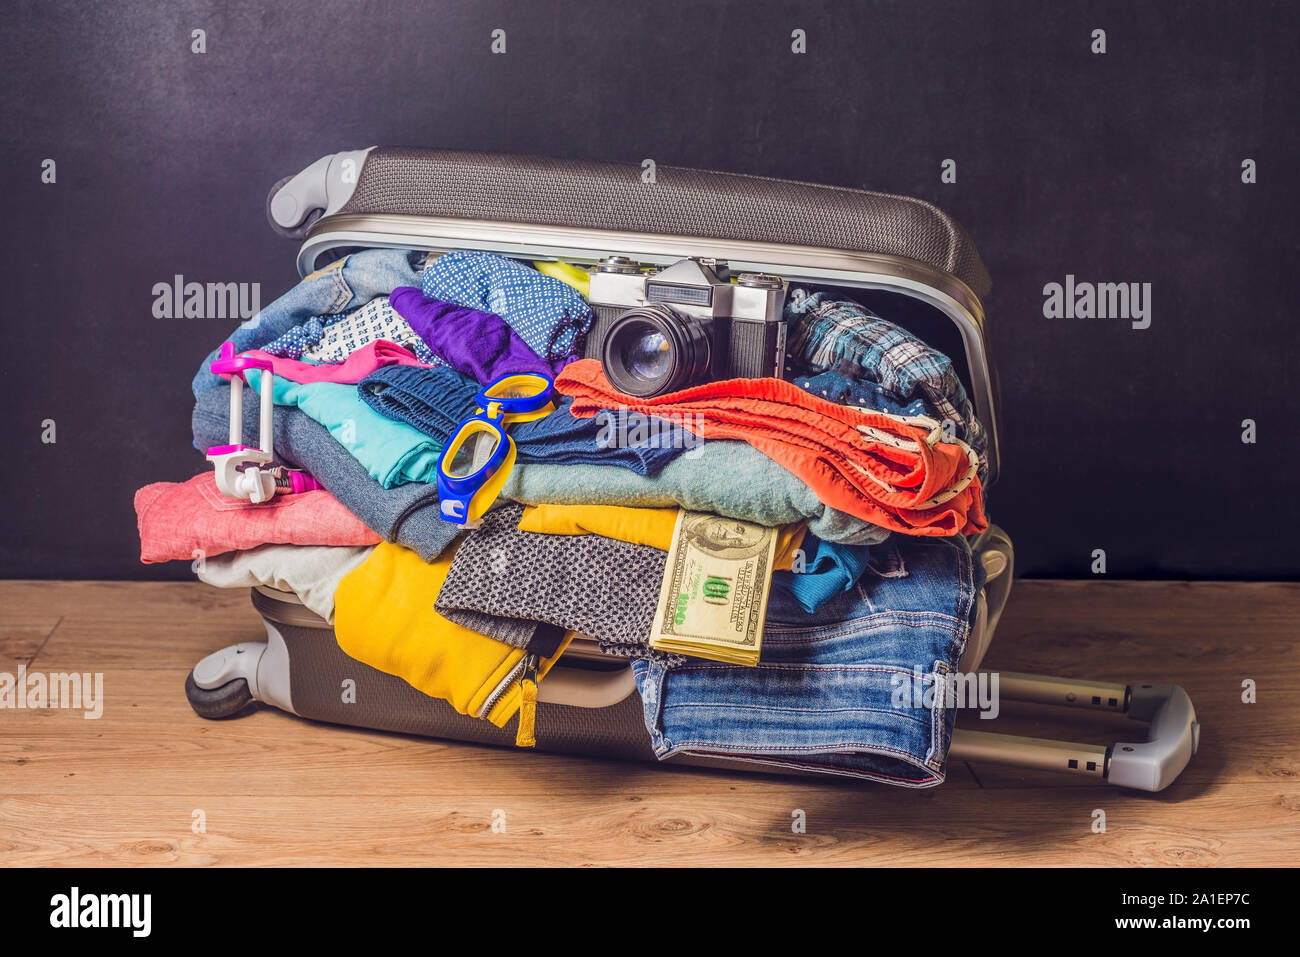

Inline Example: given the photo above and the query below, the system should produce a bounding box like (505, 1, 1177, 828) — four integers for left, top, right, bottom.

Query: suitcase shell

(189, 149, 1197, 790)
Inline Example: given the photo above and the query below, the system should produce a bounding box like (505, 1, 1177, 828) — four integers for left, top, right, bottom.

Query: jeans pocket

(864, 536, 908, 579)
(320, 255, 358, 316)
(301, 255, 349, 285)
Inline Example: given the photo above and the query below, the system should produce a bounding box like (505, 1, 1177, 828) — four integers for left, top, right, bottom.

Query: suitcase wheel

(184, 671, 255, 720)
(266, 175, 323, 240)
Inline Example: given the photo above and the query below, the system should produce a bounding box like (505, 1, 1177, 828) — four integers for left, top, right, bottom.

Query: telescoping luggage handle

(948, 674, 1199, 792)
(535, 666, 1198, 792)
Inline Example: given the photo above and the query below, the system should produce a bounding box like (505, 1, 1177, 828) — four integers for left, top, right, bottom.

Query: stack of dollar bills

(648, 510, 778, 667)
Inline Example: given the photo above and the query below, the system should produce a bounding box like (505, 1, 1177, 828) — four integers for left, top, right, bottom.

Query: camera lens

(601, 305, 711, 397)
(625, 329, 671, 381)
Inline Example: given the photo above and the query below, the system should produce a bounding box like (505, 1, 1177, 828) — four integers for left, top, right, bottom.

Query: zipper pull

(514, 655, 539, 748)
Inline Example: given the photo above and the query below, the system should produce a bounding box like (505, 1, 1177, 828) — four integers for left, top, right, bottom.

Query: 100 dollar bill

(648, 510, 778, 667)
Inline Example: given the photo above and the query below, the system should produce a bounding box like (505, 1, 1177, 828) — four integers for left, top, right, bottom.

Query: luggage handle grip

(1107, 682, 1199, 792)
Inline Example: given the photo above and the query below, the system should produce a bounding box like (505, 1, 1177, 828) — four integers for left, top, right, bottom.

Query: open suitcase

(184, 148, 1199, 791)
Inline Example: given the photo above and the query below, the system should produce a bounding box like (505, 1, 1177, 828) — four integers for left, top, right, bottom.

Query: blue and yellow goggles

(436, 373, 555, 528)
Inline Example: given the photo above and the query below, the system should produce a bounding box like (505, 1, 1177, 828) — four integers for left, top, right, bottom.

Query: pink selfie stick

(206, 342, 321, 502)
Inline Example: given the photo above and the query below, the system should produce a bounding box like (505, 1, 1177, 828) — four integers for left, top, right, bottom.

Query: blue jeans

(191, 248, 424, 398)
(629, 532, 984, 787)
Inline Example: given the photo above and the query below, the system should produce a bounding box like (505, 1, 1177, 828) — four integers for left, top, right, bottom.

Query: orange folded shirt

(554, 360, 987, 537)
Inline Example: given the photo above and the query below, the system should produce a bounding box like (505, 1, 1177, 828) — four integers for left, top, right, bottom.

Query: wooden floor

(1, 579, 1296, 867)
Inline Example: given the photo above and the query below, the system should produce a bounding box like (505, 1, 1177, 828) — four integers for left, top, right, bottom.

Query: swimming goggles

(436, 372, 556, 528)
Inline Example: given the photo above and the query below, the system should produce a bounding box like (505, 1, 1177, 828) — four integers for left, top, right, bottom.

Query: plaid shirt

(785, 289, 988, 483)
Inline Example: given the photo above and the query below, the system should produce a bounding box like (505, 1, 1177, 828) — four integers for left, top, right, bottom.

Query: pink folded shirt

(239, 339, 431, 385)
(135, 474, 381, 564)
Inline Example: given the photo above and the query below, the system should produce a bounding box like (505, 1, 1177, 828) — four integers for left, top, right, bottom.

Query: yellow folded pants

(334, 541, 572, 728)
(516, 504, 806, 567)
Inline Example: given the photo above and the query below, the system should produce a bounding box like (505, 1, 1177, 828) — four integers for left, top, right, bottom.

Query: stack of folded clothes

(145, 247, 988, 788)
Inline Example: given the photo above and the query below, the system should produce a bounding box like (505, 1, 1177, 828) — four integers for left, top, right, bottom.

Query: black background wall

(2, 0, 1296, 580)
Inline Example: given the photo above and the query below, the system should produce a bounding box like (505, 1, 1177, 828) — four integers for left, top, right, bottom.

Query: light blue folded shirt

(774, 534, 873, 614)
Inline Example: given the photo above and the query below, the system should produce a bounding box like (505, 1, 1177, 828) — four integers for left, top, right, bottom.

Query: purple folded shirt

(389, 286, 563, 384)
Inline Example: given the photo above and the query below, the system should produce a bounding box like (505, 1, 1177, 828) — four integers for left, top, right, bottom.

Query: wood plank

(1, 579, 1297, 867)
(1, 788, 1292, 867)
(11, 581, 263, 669)
(0, 615, 61, 665)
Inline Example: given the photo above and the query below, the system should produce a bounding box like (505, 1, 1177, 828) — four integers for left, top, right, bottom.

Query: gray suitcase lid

(273, 147, 1000, 480)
